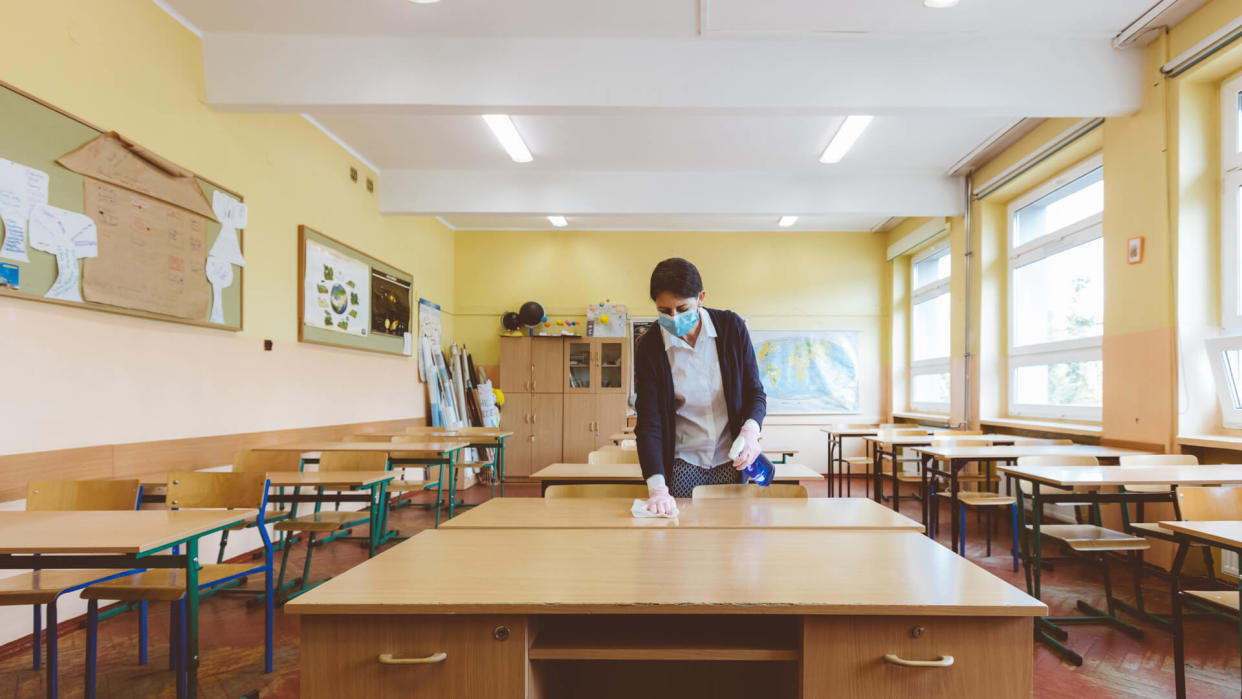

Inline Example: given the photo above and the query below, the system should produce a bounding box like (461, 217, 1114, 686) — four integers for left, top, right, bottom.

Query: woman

(635, 258, 767, 514)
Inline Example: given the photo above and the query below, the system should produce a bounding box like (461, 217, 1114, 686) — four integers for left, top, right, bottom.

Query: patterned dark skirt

(668, 457, 743, 498)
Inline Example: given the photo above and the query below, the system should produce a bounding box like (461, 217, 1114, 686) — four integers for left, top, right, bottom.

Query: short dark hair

(649, 258, 703, 301)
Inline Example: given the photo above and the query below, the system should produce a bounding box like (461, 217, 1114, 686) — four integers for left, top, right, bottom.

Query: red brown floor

(1, 478, 1238, 698)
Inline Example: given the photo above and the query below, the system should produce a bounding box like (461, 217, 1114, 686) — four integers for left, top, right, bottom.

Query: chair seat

(228, 509, 290, 529)
(1186, 590, 1240, 611)
(0, 570, 131, 605)
(275, 510, 368, 532)
(82, 564, 257, 602)
(387, 479, 431, 492)
(841, 456, 872, 464)
(1123, 484, 1171, 494)
(938, 492, 1016, 507)
(1027, 524, 1151, 552)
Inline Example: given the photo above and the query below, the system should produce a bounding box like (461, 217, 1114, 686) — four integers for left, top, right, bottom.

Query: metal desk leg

(949, 458, 961, 555)
(871, 444, 883, 502)
(920, 453, 931, 536)
(446, 451, 459, 520)
(824, 434, 834, 499)
(368, 483, 381, 558)
(185, 538, 201, 699)
(497, 438, 507, 497)
(890, 448, 902, 512)
(1170, 539, 1191, 699)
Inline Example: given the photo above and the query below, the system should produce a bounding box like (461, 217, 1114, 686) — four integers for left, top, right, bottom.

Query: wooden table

(529, 462, 822, 494)
(0, 510, 254, 699)
(863, 433, 1020, 509)
(287, 529, 1044, 698)
(820, 425, 882, 498)
(363, 431, 514, 496)
(441, 497, 923, 531)
(1158, 520, 1242, 698)
(995, 463, 1242, 666)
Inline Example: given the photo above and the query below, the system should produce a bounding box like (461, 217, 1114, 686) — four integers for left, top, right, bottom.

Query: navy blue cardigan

(633, 308, 767, 481)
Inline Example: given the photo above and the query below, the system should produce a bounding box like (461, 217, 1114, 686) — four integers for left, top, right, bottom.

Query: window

(1222, 70, 1242, 329)
(910, 242, 951, 413)
(1007, 155, 1103, 420)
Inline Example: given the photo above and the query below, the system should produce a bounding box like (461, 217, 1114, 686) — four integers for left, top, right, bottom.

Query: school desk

(440, 496, 923, 531)
(863, 434, 1020, 509)
(821, 425, 884, 498)
(0, 510, 253, 699)
(605, 432, 797, 462)
(529, 462, 822, 494)
(286, 529, 1044, 698)
(996, 464, 1242, 666)
(359, 430, 514, 496)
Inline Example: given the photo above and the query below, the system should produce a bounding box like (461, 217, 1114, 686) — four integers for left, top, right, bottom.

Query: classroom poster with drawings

(417, 297, 443, 380)
(303, 239, 370, 336)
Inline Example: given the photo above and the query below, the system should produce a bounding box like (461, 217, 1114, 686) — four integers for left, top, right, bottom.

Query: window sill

(1176, 434, 1242, 451)
(892, 411, 952, 426)
(980, 417, 1102, 437)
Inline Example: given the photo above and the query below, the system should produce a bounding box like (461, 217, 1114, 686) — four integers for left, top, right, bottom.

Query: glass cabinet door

(566, 340, 593, 392)
(597, 340, 625, 394)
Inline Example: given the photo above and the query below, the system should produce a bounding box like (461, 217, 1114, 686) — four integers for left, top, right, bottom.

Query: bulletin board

(298, 225, 413, 356)
(0, 81, 244, 330)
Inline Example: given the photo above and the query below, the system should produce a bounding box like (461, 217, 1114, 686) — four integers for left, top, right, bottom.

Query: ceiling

(163, 0, 1198, 231)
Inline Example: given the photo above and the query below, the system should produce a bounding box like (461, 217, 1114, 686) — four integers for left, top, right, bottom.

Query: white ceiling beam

(378, 170, 964, 217)
(203, 34, 1143, 117)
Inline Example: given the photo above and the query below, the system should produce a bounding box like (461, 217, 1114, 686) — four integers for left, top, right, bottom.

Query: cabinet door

(562, 393, 597, 463)
(301, 615, 527, 699)
(498, 392, 531, 477)
(564, 339, 594, 393)
(594, 338, 628, 395)
(530, 338, 564, 393)
(530, 393, 564, 471)
(594, 394, 629, 450)
(498, 337, 531, 393)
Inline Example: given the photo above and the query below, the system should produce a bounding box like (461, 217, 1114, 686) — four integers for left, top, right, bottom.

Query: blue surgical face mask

(658, 305, 700, 337)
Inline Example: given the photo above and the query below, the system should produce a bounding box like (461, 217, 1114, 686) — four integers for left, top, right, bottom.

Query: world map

(750, 330, 860, 414)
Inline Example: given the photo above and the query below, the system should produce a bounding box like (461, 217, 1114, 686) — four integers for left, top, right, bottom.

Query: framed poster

(371, 269, 411, 337)
(749, 330, 860, 414)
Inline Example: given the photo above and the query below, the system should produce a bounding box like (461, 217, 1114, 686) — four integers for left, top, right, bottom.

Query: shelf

(530, 619, 798, 662)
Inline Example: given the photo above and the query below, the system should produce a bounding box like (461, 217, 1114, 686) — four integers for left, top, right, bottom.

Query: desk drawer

(301, 615, 527, 699)
(802, 616, 1031, 698)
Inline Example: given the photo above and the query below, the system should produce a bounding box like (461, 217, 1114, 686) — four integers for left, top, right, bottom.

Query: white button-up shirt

(661, 307, 734, 470)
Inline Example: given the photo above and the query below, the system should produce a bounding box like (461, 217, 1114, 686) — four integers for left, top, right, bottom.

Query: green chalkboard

(0, 82, 243, 330)
(298, 225, 413, 356)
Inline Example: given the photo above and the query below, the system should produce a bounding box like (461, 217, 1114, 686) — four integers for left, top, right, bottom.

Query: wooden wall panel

(0, 445, 114, 502)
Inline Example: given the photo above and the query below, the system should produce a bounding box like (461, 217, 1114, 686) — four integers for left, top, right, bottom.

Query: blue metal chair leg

(1010, 503, 1020, 572)
(85, 599, 98, 699)
(958, 505, 967, 556)
(167, 599, 177, 671)
(264, 561, 274, 673)
(32, 604, 41, 670)
(138, 601, 148, 665)
(46, 601, 58, 699)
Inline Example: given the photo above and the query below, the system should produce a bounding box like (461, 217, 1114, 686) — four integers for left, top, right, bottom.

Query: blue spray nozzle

(741, 453, 775, 487)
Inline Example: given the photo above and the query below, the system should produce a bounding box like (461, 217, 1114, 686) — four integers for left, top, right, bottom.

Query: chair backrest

(233, 450, 303, 473)
(26, 479, 141, 511)
(1119, 454, 1198, 468)
(588, 449, 640, 464)
(833, 423, 876, 430)
(933, 429, 983, 436)
(877, 429, 929, 439)
(878, 423, 902, 428)
(1009, 438, 1074, 446)
(344, 434, 394, 443)
(319, 450, 389, 472)
(692, 484, 809, 499)
(1176, 487, 1242, 520)
(1016, 455, 1099, 467)
(930, 438, 991, 448)
(405, 426, 444, 434)
(545, 484, 650, 499)
(167, 471, 269, 510)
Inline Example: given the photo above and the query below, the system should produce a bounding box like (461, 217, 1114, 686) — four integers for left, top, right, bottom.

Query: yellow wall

(0, 0, 455, 454)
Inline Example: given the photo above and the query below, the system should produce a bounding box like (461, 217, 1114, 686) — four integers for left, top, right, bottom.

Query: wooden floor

(1, 478, 1239, 698)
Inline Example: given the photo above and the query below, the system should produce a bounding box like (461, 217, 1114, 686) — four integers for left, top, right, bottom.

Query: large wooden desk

(288, 529, 1044, 699)
(530, 462, 822, 494)
(441, 497, 923, 531)
(0, 510, 254, 699)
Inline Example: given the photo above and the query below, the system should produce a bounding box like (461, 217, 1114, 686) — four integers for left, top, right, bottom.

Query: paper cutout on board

(205, 255, 234, 324)
(28, 204, 98, 302)
(403, 331, 413, 356)
(303, 239, 370, 336)
(56, 132, 217, 220)
(209, 190, 246, 267)
(0, 158, 50, 262)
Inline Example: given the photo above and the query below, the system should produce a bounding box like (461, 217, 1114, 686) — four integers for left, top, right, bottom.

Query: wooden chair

(545, 484, 650, 499)
(392, 435, 500, 503)
(82, 472, 275, 697)
(588, 448, 640, 464)
(344, 434, 395, 442)
(273, 451, 388, 595)
(692, 484, 809, 499)
(0, 480, 141, 696)
(830, 423, 876, 497)
(1119, 453, 1197, 494)
(875, 429, 930, 497)
(1171, 486, 1242, 685)
(215, 450, 303, 563)
(928, 439, 1018, 569)
(1009, 438, 1074, 446)
(405, 425, 446, 435)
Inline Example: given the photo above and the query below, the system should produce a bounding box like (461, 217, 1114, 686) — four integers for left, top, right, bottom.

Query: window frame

(1221, 70, 1242, 331)
(1006, 154, 1104, 421)
(1206, 335, 1242, 429)
(909, 240, 951, 414)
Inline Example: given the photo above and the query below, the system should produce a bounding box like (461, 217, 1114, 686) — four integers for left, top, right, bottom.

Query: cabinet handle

(378, 652, 448, 665)
(531, 413, 537, 424)
(882, 654, 954, 668)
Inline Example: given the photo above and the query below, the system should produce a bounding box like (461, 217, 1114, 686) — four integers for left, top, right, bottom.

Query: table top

(913, 444, 1151, 461)
(441, 497, 922, 531)
(133, 470, 395, 489)
(609, 432, 635, 442)
(998, 464, 1242, 487)
(863, 433, 1019, 447)
(363, 430, 513, 441)
(258, 440, 471, 455)
(1157, 521, 1242, 549)
(0, 510, 255, 555)
(286, 529, 1044, 616)
(821, 426, 882, 437)
(531, 462, 822, 482)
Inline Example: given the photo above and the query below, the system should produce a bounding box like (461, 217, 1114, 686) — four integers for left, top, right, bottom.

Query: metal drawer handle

(883, 654, 953, 668)
(378, 652, 448, 665)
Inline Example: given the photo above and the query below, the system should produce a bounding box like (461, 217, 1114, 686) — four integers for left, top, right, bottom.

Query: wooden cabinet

(497, 337, 531, 393)
(498, 393, 531, 477)
(530, 338, 564, 393)
(565, 338, 628, 395)
(300, 615, 527, 699)
(530, 394, 564, 470)
(561, 394, 597, 463)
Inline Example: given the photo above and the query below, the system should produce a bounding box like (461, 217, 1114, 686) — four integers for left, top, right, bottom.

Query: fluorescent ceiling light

(778, 216, 798, 227)
(482, 115, 533, 163)
(923, 0, 959, 7)
(548, 215, 568, 227)
(820, 116, 873, 164)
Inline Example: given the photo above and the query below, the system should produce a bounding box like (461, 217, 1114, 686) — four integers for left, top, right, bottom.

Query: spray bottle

(729, 438, 775, 487)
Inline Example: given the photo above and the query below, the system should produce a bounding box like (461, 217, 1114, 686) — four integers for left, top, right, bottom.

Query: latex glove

(645, 484, 676, 516)
(730, 422, 763, 470)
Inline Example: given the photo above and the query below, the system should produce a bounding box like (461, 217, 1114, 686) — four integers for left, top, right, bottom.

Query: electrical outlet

(349, 167, 358, 182)
(264, 339, 273, 351)
(366, 177, 374, 193)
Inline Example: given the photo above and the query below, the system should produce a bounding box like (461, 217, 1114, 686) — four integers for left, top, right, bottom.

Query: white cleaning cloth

(631, 498, 679, 519)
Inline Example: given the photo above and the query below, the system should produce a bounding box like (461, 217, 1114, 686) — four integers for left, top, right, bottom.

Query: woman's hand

(731, 422, 763, 470)
(645, 484, 676, 515)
